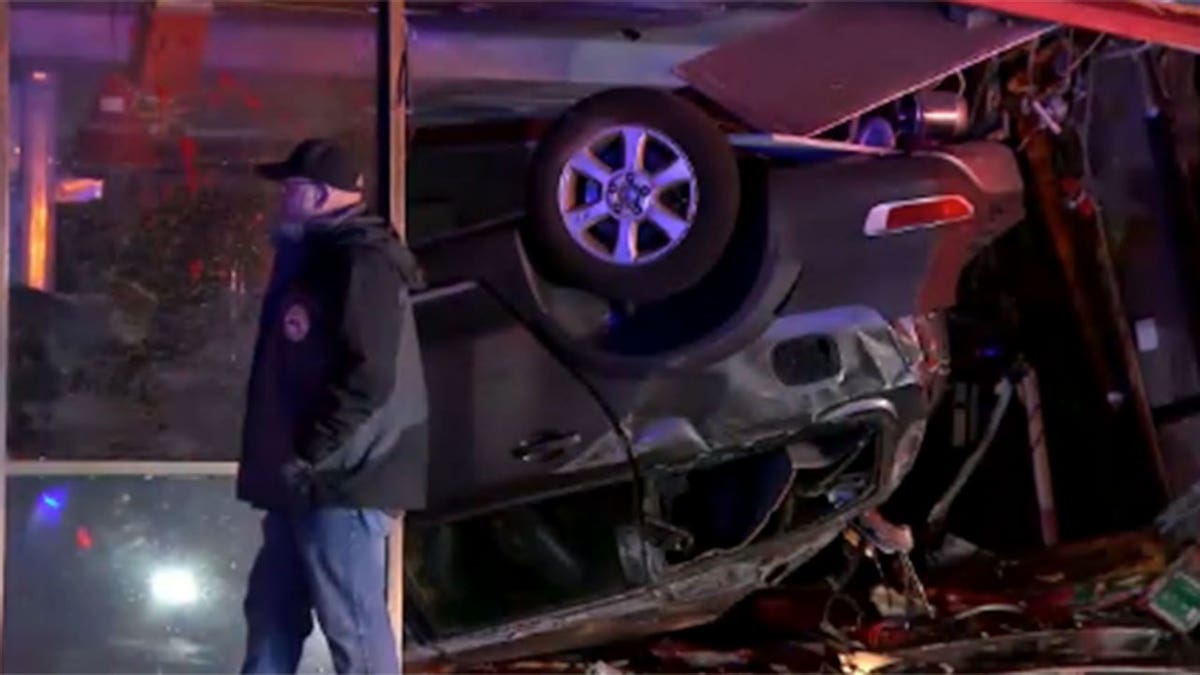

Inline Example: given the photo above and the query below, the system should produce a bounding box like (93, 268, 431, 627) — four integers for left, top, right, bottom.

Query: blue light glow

(31, 486, 69, 528)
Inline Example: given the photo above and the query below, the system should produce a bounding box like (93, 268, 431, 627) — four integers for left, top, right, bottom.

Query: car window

(405, 481, 637, 639)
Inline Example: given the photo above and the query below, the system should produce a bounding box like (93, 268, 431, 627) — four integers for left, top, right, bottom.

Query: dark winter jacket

(237, 207, 428, 512)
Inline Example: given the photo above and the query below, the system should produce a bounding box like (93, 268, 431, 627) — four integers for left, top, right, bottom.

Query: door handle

(512, 431, 582, 463)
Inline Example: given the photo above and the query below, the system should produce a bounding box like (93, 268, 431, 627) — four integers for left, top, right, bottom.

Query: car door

(411, 227, 627, 517)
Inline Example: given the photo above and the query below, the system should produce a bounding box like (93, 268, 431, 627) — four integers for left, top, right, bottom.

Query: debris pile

(447, 527, 1200, 673)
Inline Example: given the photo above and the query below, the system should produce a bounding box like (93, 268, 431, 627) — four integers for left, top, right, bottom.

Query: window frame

(0, 0, 409, 664)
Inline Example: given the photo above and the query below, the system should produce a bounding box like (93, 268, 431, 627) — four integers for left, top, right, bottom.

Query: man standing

(238, 139, 427, 674)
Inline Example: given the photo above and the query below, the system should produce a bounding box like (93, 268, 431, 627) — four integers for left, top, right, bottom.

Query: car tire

(524, 87, 740, 303)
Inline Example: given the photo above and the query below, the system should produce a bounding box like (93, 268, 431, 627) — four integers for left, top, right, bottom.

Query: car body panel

(771, 142, 1024, 317)
(411, 141, 1022, 515)
(408, 400, 925, 667)
(404, 141, 1024, 664)
(413, 281, 625, 514)
(558, 305, 924, 475)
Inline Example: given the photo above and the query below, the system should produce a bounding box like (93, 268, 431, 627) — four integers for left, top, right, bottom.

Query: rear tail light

(864, 194, 974, 237)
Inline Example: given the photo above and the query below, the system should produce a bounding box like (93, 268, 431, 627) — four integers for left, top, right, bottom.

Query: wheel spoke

(564, 200, 609, 235)
(652, 158, 692, 190)
(621, 127, 648, 172)
(568, 151, 612, 184)
(613, 217, 640, 264)
(646, 203, 690, 242)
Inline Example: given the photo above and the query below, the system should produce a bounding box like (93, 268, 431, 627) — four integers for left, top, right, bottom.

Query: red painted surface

(136, 8, 211, 97)
(216, 72, 264, 112)
(76, 73, 156, 168)
(952, 0, 1200, 53)
(179, 136, 200, 196)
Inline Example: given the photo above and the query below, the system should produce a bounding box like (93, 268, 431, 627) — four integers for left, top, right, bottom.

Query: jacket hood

(338, 218, 425, 290)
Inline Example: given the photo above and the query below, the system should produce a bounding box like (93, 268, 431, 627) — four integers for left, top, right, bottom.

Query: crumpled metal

(558, 305, 923, 474)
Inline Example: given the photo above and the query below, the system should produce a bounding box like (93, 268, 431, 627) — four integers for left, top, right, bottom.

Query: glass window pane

(7, 1, 380, 460)
(3, 475, 333, 673)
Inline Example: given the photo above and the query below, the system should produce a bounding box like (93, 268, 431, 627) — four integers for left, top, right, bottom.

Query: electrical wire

(482, 280, 654, 585)
(1080, 43, 1099, 187)
(1095, 41, 1154, 62)
(403, 279, 651, 658)
(1065, 34, 1108, 80)
(1018, 32, 1107, 150)
(1024, 35, 1042, 94)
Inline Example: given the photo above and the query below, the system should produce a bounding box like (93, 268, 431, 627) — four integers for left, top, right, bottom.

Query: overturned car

(398, 8, 1036, 659)
(402, 81, 1026, 662)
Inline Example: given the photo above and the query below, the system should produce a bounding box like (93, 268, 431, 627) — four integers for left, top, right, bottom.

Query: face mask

(280, 180, 328, 221)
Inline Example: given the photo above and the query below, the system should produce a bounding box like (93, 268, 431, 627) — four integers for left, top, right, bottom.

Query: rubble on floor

(445, 529, 1200, 673)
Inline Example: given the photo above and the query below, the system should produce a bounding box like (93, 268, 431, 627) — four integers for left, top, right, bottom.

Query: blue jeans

(242, 508, 400, 674)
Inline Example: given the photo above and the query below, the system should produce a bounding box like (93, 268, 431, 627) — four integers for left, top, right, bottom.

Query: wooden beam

(382, 0, 409, 669)
(0, 0, 11, 664)
(387, 0, 407, 243)
(1019, 105, 1172, 507)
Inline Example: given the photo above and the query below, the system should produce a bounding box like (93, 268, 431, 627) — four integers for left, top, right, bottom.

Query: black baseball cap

(255, 139, 363, 192)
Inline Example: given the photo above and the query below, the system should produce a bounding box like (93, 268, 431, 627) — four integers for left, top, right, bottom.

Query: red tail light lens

(865, 195, 975, 237)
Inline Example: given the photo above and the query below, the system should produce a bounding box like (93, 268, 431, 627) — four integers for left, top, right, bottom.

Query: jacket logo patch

(283, 303, 311, 343)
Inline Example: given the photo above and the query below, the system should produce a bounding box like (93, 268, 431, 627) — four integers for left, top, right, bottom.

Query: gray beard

(270, 203, 364, 245)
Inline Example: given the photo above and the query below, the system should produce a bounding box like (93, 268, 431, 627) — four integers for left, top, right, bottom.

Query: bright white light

(149, 567, 199, 607)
